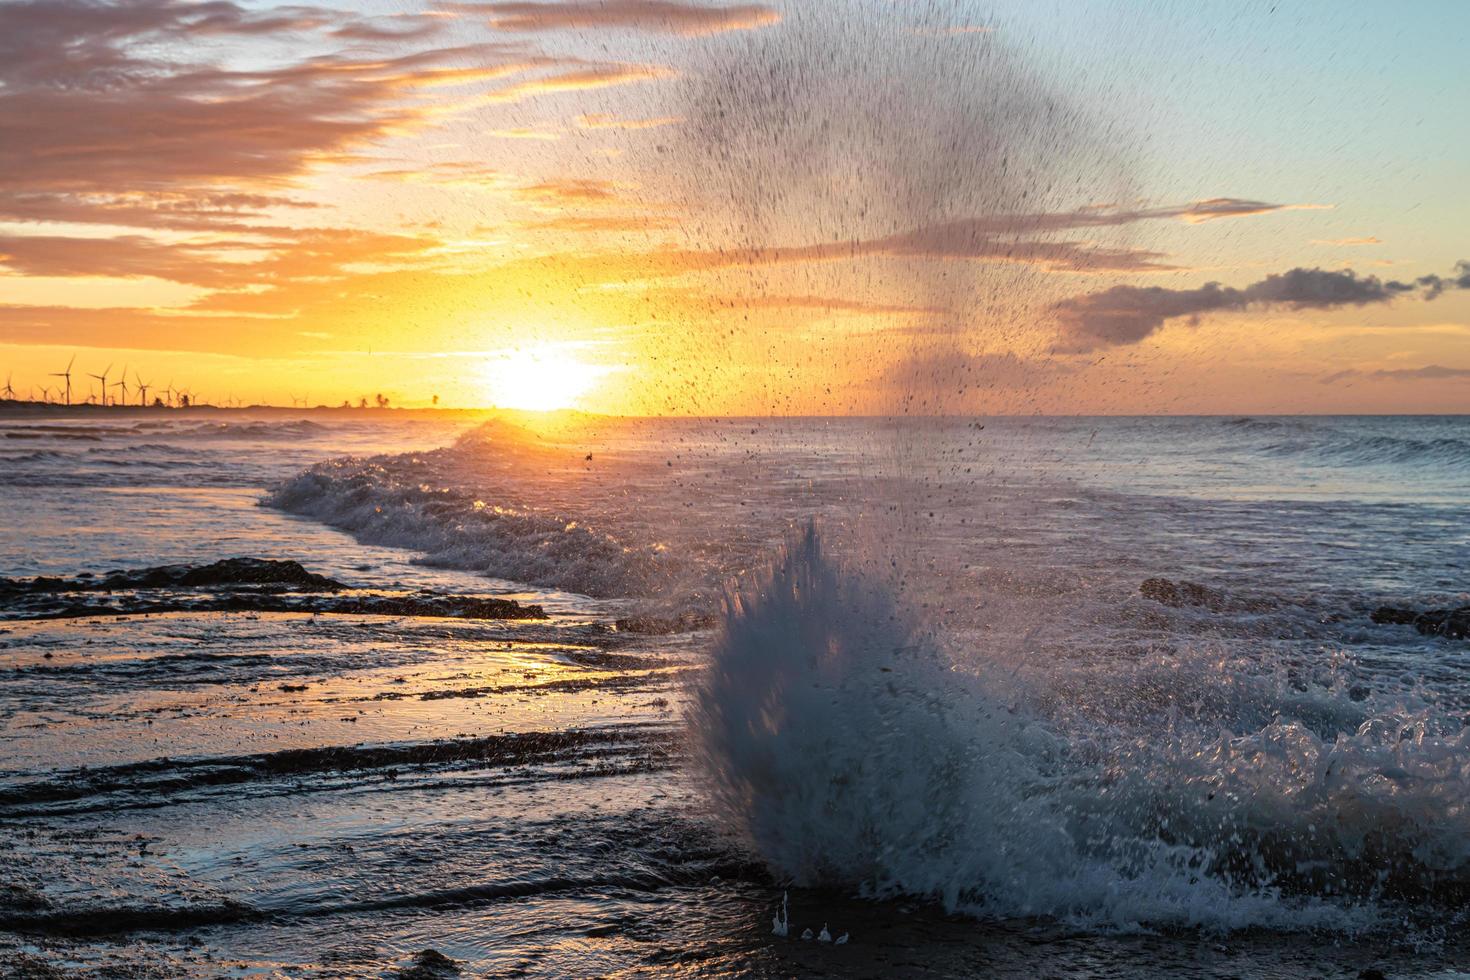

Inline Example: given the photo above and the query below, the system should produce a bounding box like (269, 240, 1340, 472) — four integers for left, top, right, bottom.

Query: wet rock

(1140, 577, 1230, 612)
(1139, 577, 1273, 614)
(397, 949, 461, 978)
(1369, 606, 1419, 626)
(0, 558, 546, 622)
(117, 557, 342, 592)
(0, 589, 544, 622)
(1371, 605, 1470, 639)
(5, 558, 343, 595)
(614, 612, 719, 634)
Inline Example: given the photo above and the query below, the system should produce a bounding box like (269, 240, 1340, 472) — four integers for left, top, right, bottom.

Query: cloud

(708, 294, 949, 316)
(575, 113, 683, 130)
(704, 197, 1316, 275)
(1321, 364, 1470, 384)
(332, 15, 446, 42)
(1173, 198, 1331, 223)
(905, 25, 996, 37)
(1053, 261, 1470, 350)
(0, 228, 443, 289)
(484, 63, 674, 102)
(518, 178, 623, 204)
(0, 234, 230, 286)
(364, 162, 507, 188)
(525, 214, 676, 232)
(881, 350, 1068, 394)
(1312, 237, 1382, 246)
(0, 0, 542, 227)
(490, 127, 562, 140)
(0, 191, 319, 231)
(460, 1, 780, 36)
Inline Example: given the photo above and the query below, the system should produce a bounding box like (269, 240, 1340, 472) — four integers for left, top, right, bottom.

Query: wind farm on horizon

(0, 355, 454, 413)
(4, 354, 203, 409)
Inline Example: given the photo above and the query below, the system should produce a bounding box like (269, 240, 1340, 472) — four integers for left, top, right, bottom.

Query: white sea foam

(266, 457, 675, 599)
(690, 524, 1470, 933)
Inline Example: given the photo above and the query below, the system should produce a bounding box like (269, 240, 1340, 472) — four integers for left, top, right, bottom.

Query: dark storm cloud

(1053, 262, 1470, 350)
(456, 1, 780, 36)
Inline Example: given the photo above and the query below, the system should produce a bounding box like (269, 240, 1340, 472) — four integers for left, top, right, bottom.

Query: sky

(0, 0, 1467, 414)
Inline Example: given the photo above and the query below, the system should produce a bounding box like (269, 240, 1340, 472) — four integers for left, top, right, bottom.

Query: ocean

(1, 408, 1468, 977)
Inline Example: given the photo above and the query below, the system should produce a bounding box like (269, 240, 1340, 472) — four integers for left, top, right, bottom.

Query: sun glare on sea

(479, 344, 612, 412)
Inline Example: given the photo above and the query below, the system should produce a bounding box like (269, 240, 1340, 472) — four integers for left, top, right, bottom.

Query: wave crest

(265, 454, 676, 598)
(690, 525, 1470, 932)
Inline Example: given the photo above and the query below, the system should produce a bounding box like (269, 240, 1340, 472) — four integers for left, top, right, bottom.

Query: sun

(479, 344, 613, 412)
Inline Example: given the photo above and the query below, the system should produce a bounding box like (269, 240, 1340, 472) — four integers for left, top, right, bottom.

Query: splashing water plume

(664, 3, 1139, 421)
(680, 10, 1470, 934)
(691, 524, 1470, 932)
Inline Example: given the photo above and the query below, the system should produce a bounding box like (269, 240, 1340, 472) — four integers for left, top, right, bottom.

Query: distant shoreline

(0, 402, 1464, 420)
(0, 402, 497, 418)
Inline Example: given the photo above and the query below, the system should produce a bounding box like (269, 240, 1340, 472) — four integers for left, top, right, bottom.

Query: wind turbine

(49, 355, 76, 406)
(111, 366, 130, 406)
(39, 385, 52, 404)
(89, 363, 112, 408)
(136, 373, 151, 406)
(2, 373, 14, 400)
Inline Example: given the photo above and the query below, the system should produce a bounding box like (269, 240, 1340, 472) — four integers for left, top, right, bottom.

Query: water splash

(691, 524, 1470, 933)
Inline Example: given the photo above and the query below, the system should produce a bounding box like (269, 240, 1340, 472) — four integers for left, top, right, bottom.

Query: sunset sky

(1, 0, 1467, 413)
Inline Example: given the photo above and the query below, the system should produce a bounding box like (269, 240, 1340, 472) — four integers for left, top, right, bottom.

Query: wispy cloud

(518, 178, 624, 204)
(905, 25, 995, 37)
(881, 351, 1068, 393)
(1053, 261, 1470, 350)
(706, 294, 950, 316)
(363, 162, 508, 187)
(575, 113, 684, 130)
(485, 63, 674, 102)
(490, 127, 562, 140)
(0, 228, 443, 290)
(1311, 236, 1382, 246)
(456, 1, 780, 36)
(1174, 198, 1331, 223)
(1321, 364, 1470, 384)
(525, 214, 676, 232)
(0, 0, 540, 226)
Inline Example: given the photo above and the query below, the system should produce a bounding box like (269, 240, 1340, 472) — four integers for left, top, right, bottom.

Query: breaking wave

(690, 525, 1470, 933)
(1289, 434, 1470, 469)
(264, 446, 677, 599)
(1223, 419, 1470, 471)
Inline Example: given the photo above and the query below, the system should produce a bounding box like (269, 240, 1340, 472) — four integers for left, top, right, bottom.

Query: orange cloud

(518, 178, 623, 204)
(0, 229, 443, 291)
(0, 0, 540, 225)
(460, 1, 780, 37)
(575, 113, 684, 130)
(485, 63, 675, 102)
(525, 214, 677, 233)
(1176, 198, 1332, 223)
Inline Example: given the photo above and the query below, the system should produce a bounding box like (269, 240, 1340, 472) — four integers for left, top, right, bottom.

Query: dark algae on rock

(0, 557, 545, 621)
